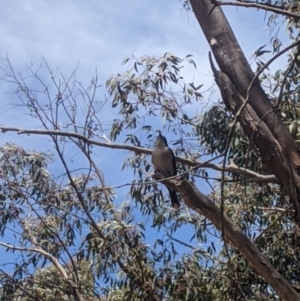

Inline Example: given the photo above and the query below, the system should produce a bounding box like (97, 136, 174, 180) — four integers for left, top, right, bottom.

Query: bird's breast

(152, 147, 175, 176)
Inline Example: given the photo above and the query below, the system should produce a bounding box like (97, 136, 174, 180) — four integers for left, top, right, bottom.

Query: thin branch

(209, 39, 300, 232)
(212, 0, 300, 19)
(166, 233, 195, 250)
(52, 134, 160, 301)
(75, 140, 112, 205)
(26, 202, 80, 286)
(0, 268, 39, 301)
(0, 126, 278, 183)
(0, 242, 83, 301)
(153, 173, 300, 301)
(231, 39, 300, 138)
(258, 206, 295, 212)
(254, 204, 293, 244)
(275, 53, 297, 108)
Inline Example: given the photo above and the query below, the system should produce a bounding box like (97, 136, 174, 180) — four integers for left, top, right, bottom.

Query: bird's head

(156, 130, 168, 147)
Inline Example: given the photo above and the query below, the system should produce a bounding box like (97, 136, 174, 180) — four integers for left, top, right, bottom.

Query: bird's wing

(169, 148, 177, 175)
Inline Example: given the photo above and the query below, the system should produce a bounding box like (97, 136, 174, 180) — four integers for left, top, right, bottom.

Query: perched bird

(152, 131, 180, 209)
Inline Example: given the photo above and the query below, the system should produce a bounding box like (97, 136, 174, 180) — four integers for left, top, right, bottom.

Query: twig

(276, 52, 297, 108)
(0, 241, 83, 301)
(166, 233, 195, 250)
(254, 204, 293, 243)
(0, 268, 39, 301)
(258, 206, 295, 212)
(212, 0, 300, 19)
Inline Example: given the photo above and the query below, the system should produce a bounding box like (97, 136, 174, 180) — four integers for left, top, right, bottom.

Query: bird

(152, 131, 180, 209)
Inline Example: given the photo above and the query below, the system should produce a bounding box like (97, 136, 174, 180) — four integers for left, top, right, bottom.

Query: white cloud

(1, 2, 282, 88)
(0, 0, 289, 166)
(0, 1, 290, 147)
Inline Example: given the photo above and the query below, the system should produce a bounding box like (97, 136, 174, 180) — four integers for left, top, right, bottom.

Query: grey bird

(152, 131, 180, 209)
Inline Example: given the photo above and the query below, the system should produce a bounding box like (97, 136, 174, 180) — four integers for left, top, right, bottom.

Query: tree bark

(189, 0, 300, 219)
(153, 173, 300, 301)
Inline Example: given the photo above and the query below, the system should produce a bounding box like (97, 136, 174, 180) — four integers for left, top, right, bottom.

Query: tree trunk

(189, 0, 300, 219)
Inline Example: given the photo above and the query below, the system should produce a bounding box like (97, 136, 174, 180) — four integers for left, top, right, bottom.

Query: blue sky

(0, 0, 290, 274)
(0, 1, 286, 123)
(0, 1, 286, 174)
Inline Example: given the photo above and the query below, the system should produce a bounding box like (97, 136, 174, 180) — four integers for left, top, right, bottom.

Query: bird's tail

(168, 189, 180, 209)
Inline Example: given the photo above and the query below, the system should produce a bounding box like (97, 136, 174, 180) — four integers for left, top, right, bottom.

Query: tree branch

(211, 0, 300, 19)
(0, 242, 84, 301)
(254, 204, 293, 244)
(154, 173, 300, 301)
(0, 126, 277, 183)
(0, 269, 38, 301)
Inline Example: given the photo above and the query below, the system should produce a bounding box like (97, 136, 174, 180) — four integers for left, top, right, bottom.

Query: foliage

(0, 5, 300, 301)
